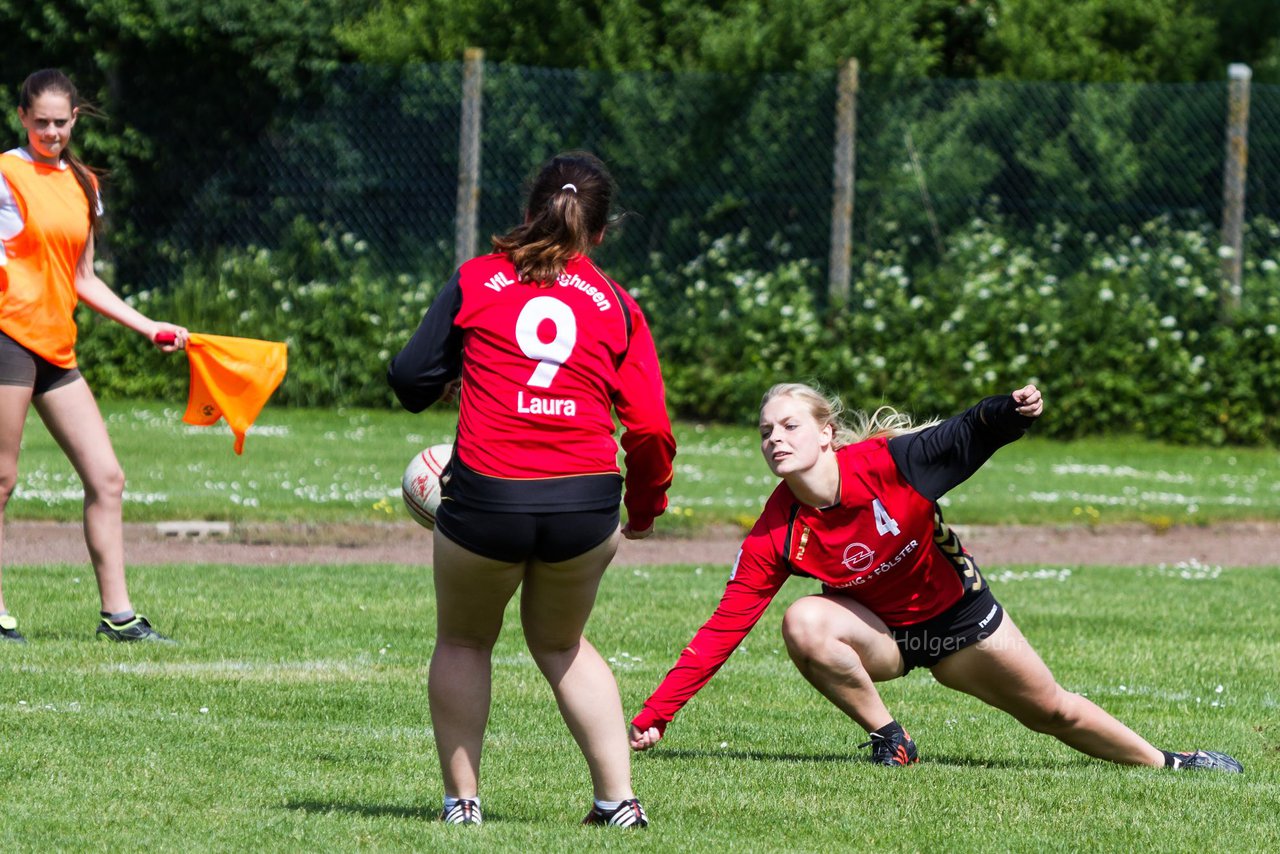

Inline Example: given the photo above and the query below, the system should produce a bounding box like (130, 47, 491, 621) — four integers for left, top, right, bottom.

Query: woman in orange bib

(0, 69, 188, 643)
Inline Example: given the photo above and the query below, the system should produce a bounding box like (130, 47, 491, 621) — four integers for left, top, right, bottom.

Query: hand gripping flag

(180, 333, 288, 454)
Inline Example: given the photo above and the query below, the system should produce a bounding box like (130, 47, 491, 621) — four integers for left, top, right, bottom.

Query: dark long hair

(491, 151, 616, 284)
(19, 69, 102, 234)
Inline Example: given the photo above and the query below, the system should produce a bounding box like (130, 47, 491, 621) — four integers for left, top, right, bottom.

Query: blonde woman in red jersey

(630, 383, 1242, 774)
(388, 152, 676, 827)
(0, 70, 187, 644)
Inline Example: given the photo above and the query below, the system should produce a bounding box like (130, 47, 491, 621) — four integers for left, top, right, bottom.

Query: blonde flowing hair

(761, 383, 938, 449)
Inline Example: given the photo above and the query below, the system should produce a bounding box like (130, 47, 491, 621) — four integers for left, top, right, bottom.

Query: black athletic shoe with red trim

(582, 798, 648, 828)
(859, 729, 919, 766)
(1169, 750, 1244, 773)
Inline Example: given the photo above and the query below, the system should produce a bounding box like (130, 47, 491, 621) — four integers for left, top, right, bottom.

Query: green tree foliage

(335, 0, 1280, 84)
(0, 0, 369, 287)
(1210, 0, 1280, 82)
(337, 0, 948, 77)
(981, 0, 1218, 82)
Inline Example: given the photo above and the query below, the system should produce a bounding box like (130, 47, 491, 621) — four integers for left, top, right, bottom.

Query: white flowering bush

(637, 216, 1280, 444)
(630, 230, 828, 421)
(76, 214, 1280, 444)
(77, 217, 446, 408)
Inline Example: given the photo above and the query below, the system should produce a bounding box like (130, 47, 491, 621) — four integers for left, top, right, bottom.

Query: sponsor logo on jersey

(830, 539, 919, 588)
(841, 542, 875, 572)
(978, 603, 999, 629)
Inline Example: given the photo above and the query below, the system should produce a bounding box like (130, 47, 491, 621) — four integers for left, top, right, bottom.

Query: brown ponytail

(491, 151, 616, 284)
(18, 69, 103, 234)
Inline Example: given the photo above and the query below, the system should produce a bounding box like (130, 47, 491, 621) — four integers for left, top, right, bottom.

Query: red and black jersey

(388, 253, 675, 530)
(632, 395, 1033, 733)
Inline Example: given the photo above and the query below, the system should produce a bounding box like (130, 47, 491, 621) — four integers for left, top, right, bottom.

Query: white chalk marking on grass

(99, 658, 402, 683)
(1141, 559, 1225, 580)
(13, 486, 170, 505)
(988, 568, 1073, 583)
(180, 425, 289, 439)
(1078, 682, 1235, 707)
(606, 651, 644, 669)
(14, 700, 83, 713)
(1051, 464, 1195, 484)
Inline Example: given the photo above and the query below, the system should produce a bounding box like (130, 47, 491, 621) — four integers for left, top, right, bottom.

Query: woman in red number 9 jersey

(388, 151, 675, 827)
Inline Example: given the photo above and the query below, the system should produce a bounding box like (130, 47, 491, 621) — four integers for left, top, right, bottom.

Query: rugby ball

(402, 443, 453, 529)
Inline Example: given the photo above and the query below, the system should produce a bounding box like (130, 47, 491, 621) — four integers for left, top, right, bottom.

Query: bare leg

(429, 531, 525, 798)
(0, 384, 36, 614)
(780, 593, 907, 731)
(33, 379, 131, 613)
(520, 529, 632, 802)
(930, 613, 1164, 766)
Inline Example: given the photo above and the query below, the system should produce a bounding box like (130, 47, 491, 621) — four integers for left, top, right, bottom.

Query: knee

(781, 600, 846, 667)
(1017, 689, 1083, 735)
(523, 628, 580, 660)
(85, 465, 126, 502)
(0, 469, 15, 508)
(436, 632, 499, 653)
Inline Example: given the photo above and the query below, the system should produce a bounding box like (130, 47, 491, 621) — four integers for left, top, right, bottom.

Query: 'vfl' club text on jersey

(632, 395, 1034, 732)
(388, 253, 675, 530)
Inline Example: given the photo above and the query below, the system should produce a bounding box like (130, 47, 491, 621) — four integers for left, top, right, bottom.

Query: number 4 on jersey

(872, 498, 900, 536)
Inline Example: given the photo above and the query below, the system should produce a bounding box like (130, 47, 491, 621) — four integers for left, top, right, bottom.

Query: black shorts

(435, 501, 620, 564)
(0, 328, 81, 395)
(891, 586, 1004, 674)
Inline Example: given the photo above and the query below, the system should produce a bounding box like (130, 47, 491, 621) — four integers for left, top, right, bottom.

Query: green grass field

(12, 400, 1280, 529)
(5, 400, 1279, 850)
(1, 558, 1276, 851)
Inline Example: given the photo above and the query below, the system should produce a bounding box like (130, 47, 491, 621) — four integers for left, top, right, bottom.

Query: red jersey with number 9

(454, 252, 641, 477)
(388, 251, 674, 530)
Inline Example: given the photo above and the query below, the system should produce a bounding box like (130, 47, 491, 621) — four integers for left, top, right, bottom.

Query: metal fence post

(456, 47, 485, 270)
(829, 58, 859, 305)
(1221, 62, 1251, 317)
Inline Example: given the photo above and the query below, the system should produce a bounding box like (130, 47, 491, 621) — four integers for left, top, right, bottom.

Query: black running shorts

(890, 586, 1005, 674)
(435, 501, 620, 564)
(0, 328, 81, 394)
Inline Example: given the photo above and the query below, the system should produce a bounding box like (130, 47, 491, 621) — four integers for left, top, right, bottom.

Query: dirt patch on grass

(5, 520, 1279, 568)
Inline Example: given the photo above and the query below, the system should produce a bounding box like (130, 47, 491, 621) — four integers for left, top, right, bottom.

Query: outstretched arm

(888, 384, 1043, 502)
(76, 235, 187, 351)
(629, 541, 790, 749)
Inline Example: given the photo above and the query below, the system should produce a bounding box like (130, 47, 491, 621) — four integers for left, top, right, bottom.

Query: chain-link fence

(129, 60, 1280, 305)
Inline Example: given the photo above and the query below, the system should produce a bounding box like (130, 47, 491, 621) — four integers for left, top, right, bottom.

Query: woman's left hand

(151, 323, 189, 352)
(629, 724, 662, 751)
(440, 378, 463, 404)
(1012, 383, 1043, 418)
(622, 522, 653, 540)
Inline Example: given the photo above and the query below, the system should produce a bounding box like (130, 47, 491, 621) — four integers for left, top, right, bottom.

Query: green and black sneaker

(96, 615, 175, 643)
(0, 614, 26, 644)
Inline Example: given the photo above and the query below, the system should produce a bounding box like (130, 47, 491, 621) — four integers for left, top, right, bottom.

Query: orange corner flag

(182, 333, 288, 454)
